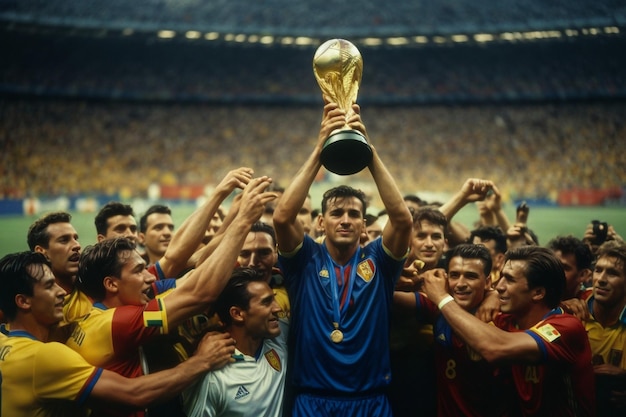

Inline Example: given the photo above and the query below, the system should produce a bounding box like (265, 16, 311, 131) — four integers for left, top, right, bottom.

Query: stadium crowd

(1, 98, 625, 202)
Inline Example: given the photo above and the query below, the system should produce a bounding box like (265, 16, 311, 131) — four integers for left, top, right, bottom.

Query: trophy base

(320, 129, 373, 175)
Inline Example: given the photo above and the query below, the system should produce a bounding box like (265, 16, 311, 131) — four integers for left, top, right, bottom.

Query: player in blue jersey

(273, 100, 413, 416)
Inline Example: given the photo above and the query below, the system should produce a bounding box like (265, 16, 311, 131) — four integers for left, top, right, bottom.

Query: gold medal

(330, 329, 344, 343)
(330, 322, 343, 343)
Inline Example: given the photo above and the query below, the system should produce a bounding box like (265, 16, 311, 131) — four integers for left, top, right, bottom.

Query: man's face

(366, 220, 383, 242)
(297, 196, 314, 236)
(447, 256, 490, 311)
(27, 264, 67, 326)
(471, 237, 504, 273)
(109, 250, 156, 306)
(554, 250, 587, 299)
(204, 210, 224, 243)
(100, 215, 138, 243)
(238, 231, 277, 283)
(140, 213, 174, 260)
(411, 220, 446, 268)
(320, 197, 364, 248)
(496, 259, 534, 316)
(592, 255, 625, 309)
(35, 222, 81, 282)
(241, 281, 282, 339)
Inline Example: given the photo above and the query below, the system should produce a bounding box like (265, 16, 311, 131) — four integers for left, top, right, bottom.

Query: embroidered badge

(319, 269, 329, 279)
(534, 323, 561, 342)
(265, 349, 282, 372)
(356, 259, 375, 282)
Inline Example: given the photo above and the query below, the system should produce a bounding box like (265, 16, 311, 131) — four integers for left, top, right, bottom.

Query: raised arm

(348, 105, 412, 258)
(158, 167, 254, 278)
(273, 102, 347, 253)
(164, 176, 278, 328)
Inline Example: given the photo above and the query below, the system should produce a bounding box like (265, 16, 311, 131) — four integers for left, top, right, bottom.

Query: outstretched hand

(237, 176, 279, 224)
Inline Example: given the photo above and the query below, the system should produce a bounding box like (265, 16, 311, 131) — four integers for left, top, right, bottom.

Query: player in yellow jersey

(0, 251, 237, 417)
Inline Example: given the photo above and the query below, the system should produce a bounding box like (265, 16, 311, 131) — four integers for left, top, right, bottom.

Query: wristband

(437, 295, 455, 310)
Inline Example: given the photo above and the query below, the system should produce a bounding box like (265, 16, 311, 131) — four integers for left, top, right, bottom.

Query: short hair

(469, 226, 507, 255)
(412, 206, 448, 231)
(77, 237, 137, 301)
(446, 243, 492, 277)
(595, 240, 626, 275)
(94, 201, 135, 236)
(0, 251, 50, 320)
(139, 204, 172, 233)
(321, 185, 367, 216)
(403, 194, 426, 207)
(547, 235, 594, 271)
(504, 246, 565, 309)
(212, 267, 267, 327)
(27, 211, 72, 250)
(250, 222, 276, 246)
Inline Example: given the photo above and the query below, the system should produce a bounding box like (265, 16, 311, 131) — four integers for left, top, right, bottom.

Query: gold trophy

(313, 39, 372, 175)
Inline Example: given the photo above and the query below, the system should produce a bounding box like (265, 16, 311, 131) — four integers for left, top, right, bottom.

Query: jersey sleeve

(526, 314, 589, 363)
(33, 342, 103, 405)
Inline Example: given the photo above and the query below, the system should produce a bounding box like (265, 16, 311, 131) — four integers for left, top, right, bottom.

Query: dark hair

(547, 235, 594, 271)
(504, 246, 565, 308)
(0, 251, 50, 320)
(364, 214, 379, 227)
(212, 267, 267, 327)
(94, 201, 135, 235)
(27, 212, 72, 250)
(250, 222, 276, 246)
(595, 240, 626, 275)
(77, 237, 137, 301)
(321, 185, 367, 216)
(139, 204, 172, 233)
(469, 226, 507, 255)
(412, 206, 448, 230)
(446, 244, 492, 276)
(403, 194, 426, 207)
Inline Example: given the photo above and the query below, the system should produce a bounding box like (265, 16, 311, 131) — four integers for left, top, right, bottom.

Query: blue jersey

(279, 236, 405, 393)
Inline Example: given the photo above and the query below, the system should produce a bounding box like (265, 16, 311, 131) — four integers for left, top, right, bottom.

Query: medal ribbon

(325, 246, 359, 332)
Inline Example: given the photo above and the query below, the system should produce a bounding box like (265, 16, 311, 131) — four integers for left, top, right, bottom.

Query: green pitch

(0, 205, 624, 257)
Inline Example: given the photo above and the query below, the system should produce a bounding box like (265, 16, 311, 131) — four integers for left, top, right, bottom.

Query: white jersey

(182, 319, 288, 417)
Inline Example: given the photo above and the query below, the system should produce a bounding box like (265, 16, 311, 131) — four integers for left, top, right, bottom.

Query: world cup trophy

(313, 39, 373, 175)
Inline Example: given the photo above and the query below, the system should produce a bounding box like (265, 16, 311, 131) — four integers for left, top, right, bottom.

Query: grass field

(0, 204, 624, 257)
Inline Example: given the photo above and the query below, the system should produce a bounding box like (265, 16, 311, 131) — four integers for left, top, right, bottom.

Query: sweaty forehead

(327, 196, 363, 211)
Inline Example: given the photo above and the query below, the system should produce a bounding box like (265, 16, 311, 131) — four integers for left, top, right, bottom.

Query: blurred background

(1, 0, 625, 250)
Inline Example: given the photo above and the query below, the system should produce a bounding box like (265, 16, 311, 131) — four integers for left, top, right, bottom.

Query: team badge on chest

(265, 349, 282, 372)
(356, 259, 375, 282)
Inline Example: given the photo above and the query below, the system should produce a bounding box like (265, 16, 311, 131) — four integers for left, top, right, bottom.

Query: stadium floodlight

(451, 34, 469, 43)
(474, 33, 494, 42)
(157, 30, 176, 39)
(185, 31, 201, 39)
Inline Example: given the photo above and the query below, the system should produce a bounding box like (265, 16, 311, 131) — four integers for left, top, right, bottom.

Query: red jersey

(494, 310, 596, 417)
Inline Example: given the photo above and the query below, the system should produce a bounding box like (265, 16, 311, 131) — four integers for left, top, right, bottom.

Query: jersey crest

(265, 348, 282, 372)
(356, 259, 375, 282)
(319, 268, 330, 279)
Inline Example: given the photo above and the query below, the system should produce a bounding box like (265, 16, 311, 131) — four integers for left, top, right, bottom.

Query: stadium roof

(1, 0, 624, 38)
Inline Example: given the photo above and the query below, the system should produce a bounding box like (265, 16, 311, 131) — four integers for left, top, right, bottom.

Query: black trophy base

(320, 129, 373, 175)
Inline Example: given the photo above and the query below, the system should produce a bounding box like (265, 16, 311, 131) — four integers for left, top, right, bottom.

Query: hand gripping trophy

(313, 39, 373, 175)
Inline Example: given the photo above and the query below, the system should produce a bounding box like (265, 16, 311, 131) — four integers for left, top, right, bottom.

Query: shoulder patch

(534, 323, 561, 342)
